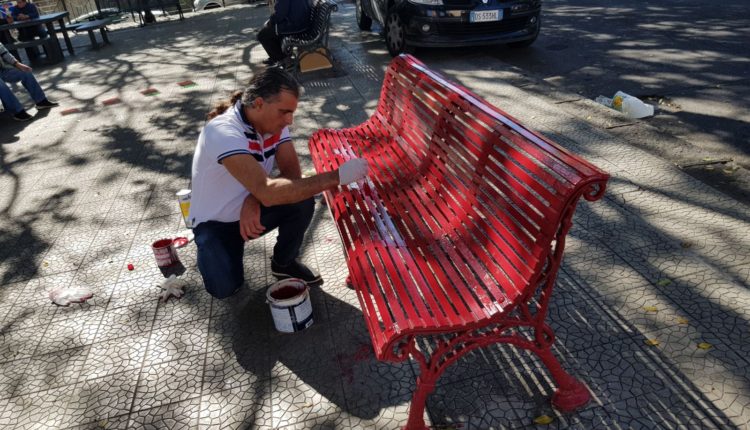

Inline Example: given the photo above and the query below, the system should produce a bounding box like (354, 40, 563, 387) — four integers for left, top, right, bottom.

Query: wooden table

(0, 11, 74, 63)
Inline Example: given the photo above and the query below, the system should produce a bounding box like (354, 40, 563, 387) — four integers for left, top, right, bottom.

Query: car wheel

(356, 0, 372, 31)
(385, 10, 412, 56)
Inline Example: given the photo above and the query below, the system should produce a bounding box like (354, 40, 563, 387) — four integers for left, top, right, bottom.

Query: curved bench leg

(403, 373, 437, 430)
(536, 346, 590, 412)
(396, 324, 590, 429)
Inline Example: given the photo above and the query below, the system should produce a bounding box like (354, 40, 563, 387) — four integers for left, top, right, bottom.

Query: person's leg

(194, 220, 246, 299)
(0, 67, 46, 104)
(260, 198, 322, 285)
(260, 198, 315, 265)
(0, 75, 25, 114)
(257, 21, 284, 62)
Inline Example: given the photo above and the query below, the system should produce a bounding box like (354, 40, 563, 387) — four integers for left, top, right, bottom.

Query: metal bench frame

(280, 0, 337, 75)
(74, 18, 113, 49)
(308, 55, 610, 429)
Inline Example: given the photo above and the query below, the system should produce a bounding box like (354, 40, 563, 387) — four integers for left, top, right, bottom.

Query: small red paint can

(151, 238, 180, 268)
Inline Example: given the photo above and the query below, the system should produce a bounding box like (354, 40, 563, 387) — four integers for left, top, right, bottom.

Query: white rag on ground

(49, 286, 94, 306)
(158, 275, 184, 302)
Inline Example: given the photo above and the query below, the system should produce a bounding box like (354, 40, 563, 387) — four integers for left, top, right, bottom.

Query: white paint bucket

(266, 278, 313, 333)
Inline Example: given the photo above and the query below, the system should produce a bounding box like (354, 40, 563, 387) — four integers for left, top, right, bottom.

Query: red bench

(309, 54, 610, 429)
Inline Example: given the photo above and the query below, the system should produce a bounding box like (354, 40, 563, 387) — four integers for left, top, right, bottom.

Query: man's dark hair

(241, 66, 301, 105)
(207, 66, 301, 120)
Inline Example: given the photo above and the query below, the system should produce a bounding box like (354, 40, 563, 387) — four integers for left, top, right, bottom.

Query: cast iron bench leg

(537, 346, 590, 411)
(100, 28, 109, 45)
(87, 30, 99, 50)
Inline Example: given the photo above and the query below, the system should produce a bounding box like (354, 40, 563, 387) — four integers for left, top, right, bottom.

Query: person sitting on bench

(10, 0, 47, 61)
(0, 3, 15, 44)
(257, 0, 311, 66)
(1, 42, 58, 121)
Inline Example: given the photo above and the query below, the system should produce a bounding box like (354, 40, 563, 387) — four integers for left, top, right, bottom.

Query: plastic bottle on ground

(613, 91, 654, 119)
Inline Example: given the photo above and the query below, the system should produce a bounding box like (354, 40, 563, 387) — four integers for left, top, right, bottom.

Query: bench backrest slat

(374, 63, 580, 235)
(370, 76, 555, 285)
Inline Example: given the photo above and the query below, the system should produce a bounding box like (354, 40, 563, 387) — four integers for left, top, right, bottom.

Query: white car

(193, 0, 251, 11)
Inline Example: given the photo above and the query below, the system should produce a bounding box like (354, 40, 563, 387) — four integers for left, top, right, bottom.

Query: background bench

(309, 54, 610, 429)
(280, 0, 337, 75)
(4, 36, 62, 64)
(74, 18, 114, 49)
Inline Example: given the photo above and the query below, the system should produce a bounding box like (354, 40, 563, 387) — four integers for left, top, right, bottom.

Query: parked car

(355, 0, 541, 56)
(193, 0, 251, 11)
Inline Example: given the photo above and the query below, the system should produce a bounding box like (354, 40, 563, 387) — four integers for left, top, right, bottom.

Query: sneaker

(271, 258, 323, 286)
(35, 99, 59, 109)
(13, 110, 32, 121)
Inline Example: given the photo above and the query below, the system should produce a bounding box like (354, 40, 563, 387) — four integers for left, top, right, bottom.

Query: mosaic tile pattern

(0, 3, 747, 429)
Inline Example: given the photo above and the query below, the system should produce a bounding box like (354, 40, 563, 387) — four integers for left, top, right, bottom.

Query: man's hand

(239, 194, 265, 241)
(15, 62, 31, 73)
(18, 13, 29, 20)
(338, 158, 369, 185)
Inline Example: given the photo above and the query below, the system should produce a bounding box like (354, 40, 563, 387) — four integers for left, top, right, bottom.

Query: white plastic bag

(49, 286, 94, 306)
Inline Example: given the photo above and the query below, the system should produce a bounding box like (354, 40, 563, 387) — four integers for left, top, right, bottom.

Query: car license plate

(470, 9, 502, 23)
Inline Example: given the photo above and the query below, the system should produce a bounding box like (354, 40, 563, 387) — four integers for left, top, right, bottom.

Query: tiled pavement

(1, 2, 749, 429)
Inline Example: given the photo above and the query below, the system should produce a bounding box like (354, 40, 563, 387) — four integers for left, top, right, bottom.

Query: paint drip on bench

(266, 278, 314, 333)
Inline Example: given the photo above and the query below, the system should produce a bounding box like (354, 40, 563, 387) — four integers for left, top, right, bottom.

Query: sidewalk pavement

(1, 2, 749, 429)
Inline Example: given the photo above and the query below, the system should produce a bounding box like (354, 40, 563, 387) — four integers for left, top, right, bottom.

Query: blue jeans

(0, 67, 46, 114)
(194, 198, 315, 299)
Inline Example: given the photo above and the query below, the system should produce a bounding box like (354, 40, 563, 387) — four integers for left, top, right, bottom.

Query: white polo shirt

(190, 102, 291, 227)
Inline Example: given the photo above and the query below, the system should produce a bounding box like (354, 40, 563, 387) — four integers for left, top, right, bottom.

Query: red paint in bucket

(152, 238, 180, 268)
(266, 278, 313, 333)
(270, 285, 303, 300)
